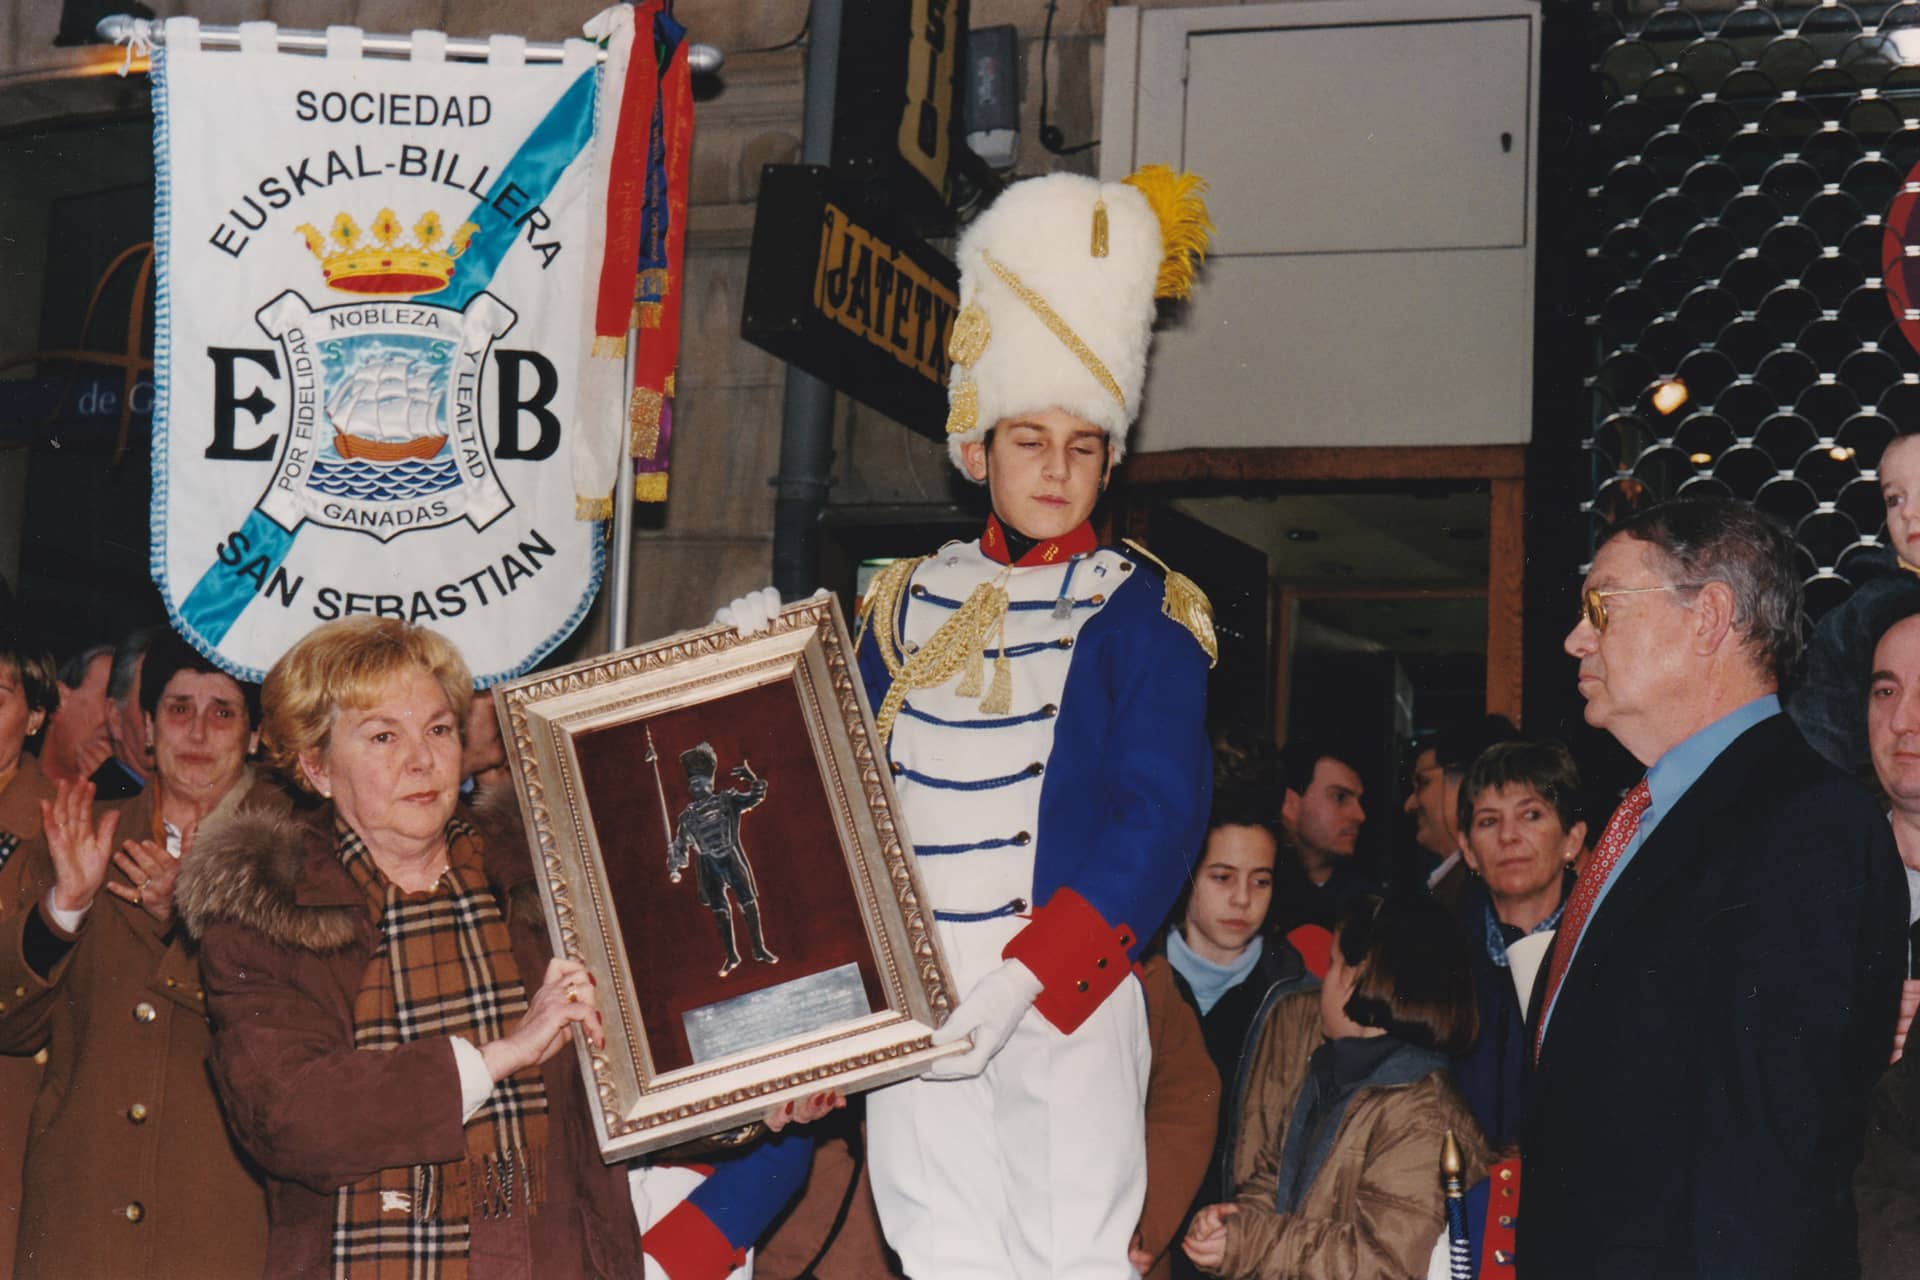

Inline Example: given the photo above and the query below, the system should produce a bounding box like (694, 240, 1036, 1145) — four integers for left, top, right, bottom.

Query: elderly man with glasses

(1521, 497, 1906, 1280)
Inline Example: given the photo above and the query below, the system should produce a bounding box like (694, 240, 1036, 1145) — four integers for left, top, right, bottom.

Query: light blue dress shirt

(1540, 693, 1782, 1036)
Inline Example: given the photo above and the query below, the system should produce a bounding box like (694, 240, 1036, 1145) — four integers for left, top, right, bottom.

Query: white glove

(928, 959, 1043, 1079)
(712, 586, 783, 636)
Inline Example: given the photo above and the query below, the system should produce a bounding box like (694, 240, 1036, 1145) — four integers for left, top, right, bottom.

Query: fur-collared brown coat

(0, 770, 279, 1280)
(176, 792, 642, 1280)
(0, 753, 56, 1280)
(1210, 990, 1491, 1280)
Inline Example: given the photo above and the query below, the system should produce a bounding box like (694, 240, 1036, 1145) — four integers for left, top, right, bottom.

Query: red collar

(981, 514, 1097, 567)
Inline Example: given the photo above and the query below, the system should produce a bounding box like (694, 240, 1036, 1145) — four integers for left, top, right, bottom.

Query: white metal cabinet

(1101, 0, 1542, 450)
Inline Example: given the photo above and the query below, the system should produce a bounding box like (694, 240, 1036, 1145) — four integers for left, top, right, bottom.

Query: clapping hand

(104, 826, 188, 927)
(39, 779, 120, 917)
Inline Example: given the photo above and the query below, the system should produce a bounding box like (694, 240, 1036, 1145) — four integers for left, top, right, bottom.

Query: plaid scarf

(332, 818, 549, 1280)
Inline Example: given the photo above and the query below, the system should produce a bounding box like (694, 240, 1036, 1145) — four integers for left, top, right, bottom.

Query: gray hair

(1600, 498, 1802, 681)
(56, 643, 112, 690)
(106, 626, 158, 704)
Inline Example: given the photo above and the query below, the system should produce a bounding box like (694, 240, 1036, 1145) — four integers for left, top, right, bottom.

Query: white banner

(151, 18, 618, 683)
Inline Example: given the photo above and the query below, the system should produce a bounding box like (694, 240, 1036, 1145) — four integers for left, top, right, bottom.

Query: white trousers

(867, 974, 1151, 1280)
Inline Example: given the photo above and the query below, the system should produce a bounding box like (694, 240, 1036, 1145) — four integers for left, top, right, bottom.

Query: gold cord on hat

(979, 251, 1126, 411)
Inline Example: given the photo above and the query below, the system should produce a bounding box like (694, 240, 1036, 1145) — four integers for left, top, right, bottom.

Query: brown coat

(177, 792, 642, 1280)
(0, 753, 56, 1280)
(0, 771, 279, 1280)
(1213, 990, 1491, 1280)
(1138, 954, 1220, 1280)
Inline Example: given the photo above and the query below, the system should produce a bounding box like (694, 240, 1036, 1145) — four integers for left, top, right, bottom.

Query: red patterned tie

(1534, 778, 1652, 1062)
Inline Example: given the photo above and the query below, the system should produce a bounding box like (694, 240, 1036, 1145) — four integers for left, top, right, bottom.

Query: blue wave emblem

(308, 454, 463, 499)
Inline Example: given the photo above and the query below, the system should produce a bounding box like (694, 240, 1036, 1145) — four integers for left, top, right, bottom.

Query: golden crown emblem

(295, 209, 479, 296)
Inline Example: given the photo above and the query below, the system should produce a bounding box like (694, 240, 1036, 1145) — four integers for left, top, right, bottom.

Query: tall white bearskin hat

(944, 164, 1212, 476)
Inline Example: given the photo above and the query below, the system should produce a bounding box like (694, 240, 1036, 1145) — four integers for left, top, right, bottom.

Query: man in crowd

(1850, 582, 1920, 1273)
(1272, 738, 1371, 933)
(1400, 715, 1516, 906)
(35, 644, 112, 785)
(89, 628, 155, 800)
(1525, 497, 1905, 1278)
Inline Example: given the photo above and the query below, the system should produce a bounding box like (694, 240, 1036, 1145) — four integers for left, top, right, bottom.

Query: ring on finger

(565, 987, 580, 1004)
(133, 890, 143, 906)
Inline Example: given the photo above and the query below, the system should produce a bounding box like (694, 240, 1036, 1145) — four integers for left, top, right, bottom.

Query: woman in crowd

(178, 617, 820, 1277)
(1450, 739, 1586, 1151)
(1181, 895, 1488, 1280)
(0, 631, 279, 1279)
(1151, 782, 1315, 1280)
(0, 628, 60, 1275)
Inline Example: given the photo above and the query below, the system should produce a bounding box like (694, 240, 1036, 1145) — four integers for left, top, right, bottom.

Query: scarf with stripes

(331, 817, 549, 1279)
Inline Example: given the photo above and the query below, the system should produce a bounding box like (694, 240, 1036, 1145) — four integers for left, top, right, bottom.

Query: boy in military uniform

(849, 165, 1217, 1279)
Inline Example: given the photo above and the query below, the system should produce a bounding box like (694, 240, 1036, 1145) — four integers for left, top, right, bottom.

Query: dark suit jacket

(1520, 713, 1906, 1279)
(86, 757, 143, 800)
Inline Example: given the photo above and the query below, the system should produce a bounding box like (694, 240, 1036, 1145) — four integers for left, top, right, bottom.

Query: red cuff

(1002, 888, 1134, 1034)
(642, 1200, 748, 1280)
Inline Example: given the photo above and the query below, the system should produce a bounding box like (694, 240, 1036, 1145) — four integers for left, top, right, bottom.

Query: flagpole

(609, 324, 638, 650)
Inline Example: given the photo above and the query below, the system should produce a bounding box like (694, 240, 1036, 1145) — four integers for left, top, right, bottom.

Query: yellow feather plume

(1122, 165, 1214, 301)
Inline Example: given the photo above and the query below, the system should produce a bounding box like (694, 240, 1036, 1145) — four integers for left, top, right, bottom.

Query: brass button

(889, 761, 902, 776)
(164, 978, 177, 988)
(1498, 1167, 1513, 1181)
(127, 1103, 149, 1125)
(31, 1048, 47, 1067)
(1494, 1250, 1512, 1265)
(1119, 933, 1133, 947)
(1120, 562, 1133, 572)
(1498, 1214, 1513, 1227)
(132, 1002, 157, 1024)
(1014, 831, 1031, 846)
(1041, 704, 1057, 718)
(1075, 980, 1089, 993)
(1096, 957, 1108, 969)
(1026, 762, 1044, 777)
(1089, 593, 1105, 605)
(123, 1202, 144, 1224)
(194, 991, 205, 1002)
(1010, 898, 1029, 912)
(910, 584, 927, 597)
(11, 986, 22, 998)
(0, 1000, 7, 1014)
(1056, 637, 1073, 649)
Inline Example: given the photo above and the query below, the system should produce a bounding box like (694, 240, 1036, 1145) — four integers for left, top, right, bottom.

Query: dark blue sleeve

(642, 1134, 814, 1277)
(1032, 567, 1212, 952)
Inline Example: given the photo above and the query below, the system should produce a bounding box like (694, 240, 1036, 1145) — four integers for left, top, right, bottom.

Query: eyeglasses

(1578, 583, 1704, 633)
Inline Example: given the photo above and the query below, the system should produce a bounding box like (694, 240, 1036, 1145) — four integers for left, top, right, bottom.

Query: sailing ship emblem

(254, 289, 520, 542)
(325, 352, 450, 462)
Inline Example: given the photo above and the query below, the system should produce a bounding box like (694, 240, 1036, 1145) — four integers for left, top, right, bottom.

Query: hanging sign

(742, 164, 958, 439)
(150, 17, 630, 683)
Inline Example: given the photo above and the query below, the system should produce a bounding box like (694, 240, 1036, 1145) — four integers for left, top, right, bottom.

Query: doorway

(1112, 444, 1526, 873)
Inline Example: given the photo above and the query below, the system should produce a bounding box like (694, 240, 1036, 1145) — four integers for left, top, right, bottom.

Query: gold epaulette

(1122, 539, 1218, 668)
(854, 556, 927, 672)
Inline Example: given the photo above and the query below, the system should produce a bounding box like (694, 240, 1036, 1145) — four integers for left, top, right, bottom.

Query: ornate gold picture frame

(494, 596, 959, 1160)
